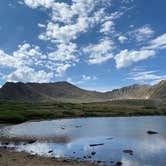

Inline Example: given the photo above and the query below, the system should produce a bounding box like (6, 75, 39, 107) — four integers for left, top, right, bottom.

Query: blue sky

(0, 0, 166, 91)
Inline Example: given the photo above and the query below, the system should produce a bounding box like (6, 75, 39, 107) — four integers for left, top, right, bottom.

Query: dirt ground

(0, 148, 98, 166)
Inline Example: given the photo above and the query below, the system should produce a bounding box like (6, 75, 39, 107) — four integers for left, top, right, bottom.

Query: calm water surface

(0, 116, 166, 166)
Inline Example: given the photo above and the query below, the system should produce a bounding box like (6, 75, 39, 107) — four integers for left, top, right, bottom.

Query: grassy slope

(0, 99, 166, 123)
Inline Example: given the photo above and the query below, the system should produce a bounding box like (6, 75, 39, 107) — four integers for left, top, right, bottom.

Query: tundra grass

(0, 100, 165, 123)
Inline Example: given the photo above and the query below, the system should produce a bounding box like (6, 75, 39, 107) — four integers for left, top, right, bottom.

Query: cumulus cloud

(48, 42, 78, 62)
(55, 63, 72, 76)
(20, 0, 124, 80)
(4, 0, 163, 84)
(115, 32, 166, 69)
(114, 49, 155, 68)
(83, 39, 114, 64)
(3, 67, 53, 83)
(100, 21, 114, 34)
(28, 0, 111, 44)
(0, 50, 17, 68)
(0, 43, 74, 82)
(23, 0, 54, 8)
(0, 43, 44, 69)
(22, 0, 129, 68)
(39, 18, 90, 43)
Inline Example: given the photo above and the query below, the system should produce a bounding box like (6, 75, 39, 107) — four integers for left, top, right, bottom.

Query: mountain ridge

(0, 80, 165, 102)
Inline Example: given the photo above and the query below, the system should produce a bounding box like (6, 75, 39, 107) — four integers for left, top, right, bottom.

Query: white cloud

(19, 0, 130, 77)
(129, 24, 134, 28)
(21, 0, 123, 79)
(48, 42, 78, 62)
(128, 69, 166, 84)
(34, 0, 111, 44)
(121, 157, 140, 166)
(23, 0, 54, 8)
(78, 75, 97, 84)
(13, 43, 42, 59)
(121, 0, 134, 4)
(114, 32, 166, 69)
(14, 0, 166, 83)
(0, 43, 74, 82)
(115, 49, 155, 68)
(81, 75, 97, 82)
(100, 21, 114, 34)
(139, 138, 166, 154)
(69, 75, 97, 85)
(83, 39, 114, 64)
(39, 18, 91, 43)
(118, 35, 128, 43)
(38, 23, 46, 28)
(0, 43, 44, 69)
(145, 33, 166, 50)
(0, 50, 18, 68)
(3, 67, 53, 83)
(55, 63, 72, 76)
(129, 25, 154, 42)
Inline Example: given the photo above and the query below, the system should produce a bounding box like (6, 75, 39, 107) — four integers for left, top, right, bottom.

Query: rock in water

(116, 161, 122, 166)
(147, 130, 158, 134)
(123, 149, 133, 155)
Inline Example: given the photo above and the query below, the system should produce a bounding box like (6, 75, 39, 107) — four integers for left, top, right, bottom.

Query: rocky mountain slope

(105, 84, 151, 100)
(148, 80, 166, 99)
(0, 80, 165, 102)
(0, 82, 105, 102)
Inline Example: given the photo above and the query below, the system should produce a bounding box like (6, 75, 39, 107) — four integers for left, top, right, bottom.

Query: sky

(0, 0, 166, 91)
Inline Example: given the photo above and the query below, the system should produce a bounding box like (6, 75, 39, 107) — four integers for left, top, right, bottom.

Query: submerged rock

(75, 125, 82, 128)
(28, 140, 36, 144)
(1, 146, 7, 149)
(91, 151, 96, 155)
(48, 150, 53, 153)
(89, 143, 104, 147)
(116, 161, 122, 166)
(2, 142, 9, 145)
(106, 137, 113, 140)
(147, 130, 158, 134)
(123, 149, 133, 155)
(87, 155, 91, 159)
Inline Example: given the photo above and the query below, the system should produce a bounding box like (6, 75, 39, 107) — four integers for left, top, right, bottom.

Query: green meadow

(0, 99, 166, 123)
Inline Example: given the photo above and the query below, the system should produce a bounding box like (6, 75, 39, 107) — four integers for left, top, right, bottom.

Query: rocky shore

(0, 148, 98, 166)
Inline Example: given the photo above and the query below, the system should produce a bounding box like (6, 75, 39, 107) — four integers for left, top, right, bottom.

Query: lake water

(0, 116, 166, 166)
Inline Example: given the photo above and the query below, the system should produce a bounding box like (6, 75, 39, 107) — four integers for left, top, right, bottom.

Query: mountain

(0, 80, 165, 102)
(148, 80, 166, 99)
(0, 81, 105, 102)
(105, 80, 166, 100)
(105, 84, 151, 100)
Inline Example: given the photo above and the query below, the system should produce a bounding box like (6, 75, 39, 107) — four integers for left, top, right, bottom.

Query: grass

(0, 99, 166, 123)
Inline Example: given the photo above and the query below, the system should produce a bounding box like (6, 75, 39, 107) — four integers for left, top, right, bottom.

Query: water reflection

(0, 116, 166, 166)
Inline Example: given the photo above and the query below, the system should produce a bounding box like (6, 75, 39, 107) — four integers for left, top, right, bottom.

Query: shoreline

(0, 148, 98, 166)
(0, 114, 166, 125)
